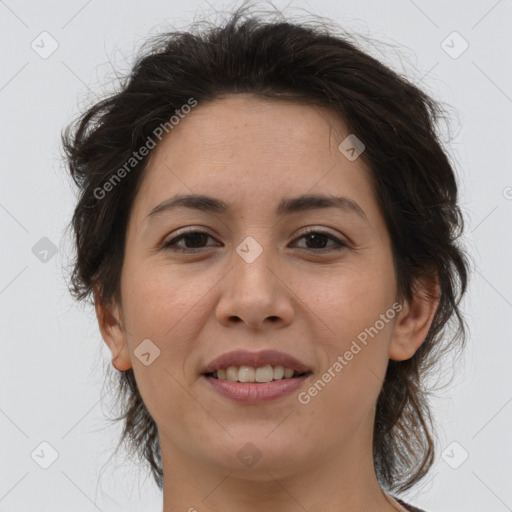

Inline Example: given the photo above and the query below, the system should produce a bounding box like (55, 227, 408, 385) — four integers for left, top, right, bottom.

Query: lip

(202, 373, 311, 404)
(200, 349, 312, 375)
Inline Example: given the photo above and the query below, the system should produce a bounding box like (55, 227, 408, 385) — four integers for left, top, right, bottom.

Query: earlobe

(389, 274, 440, 361)
(94, 286, 132, 371)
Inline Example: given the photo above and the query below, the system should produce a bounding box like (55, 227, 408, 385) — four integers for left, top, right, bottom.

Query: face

(98, 94, 436, 483)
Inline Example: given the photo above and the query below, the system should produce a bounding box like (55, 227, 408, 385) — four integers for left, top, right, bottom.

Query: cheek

(291, 256, 396, 341)
(119, 262, 204, 422)
(291, 257, 396, 404)
(296, 289, 395, 441)
(121, 260, 200, 338)
(120, 260, 220, 394)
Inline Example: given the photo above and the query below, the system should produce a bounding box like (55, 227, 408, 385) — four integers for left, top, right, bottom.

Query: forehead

(131, 94, 377, 224)
(151, 95, 346, 167)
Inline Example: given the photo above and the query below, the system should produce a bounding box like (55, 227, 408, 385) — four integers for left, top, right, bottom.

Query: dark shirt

(395, 497, 427, 512)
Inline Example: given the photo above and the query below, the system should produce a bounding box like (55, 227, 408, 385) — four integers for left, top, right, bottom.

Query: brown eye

(162, 229, 347, 253)
(291, 230, 347, 252)
(163, 231, 218, 252)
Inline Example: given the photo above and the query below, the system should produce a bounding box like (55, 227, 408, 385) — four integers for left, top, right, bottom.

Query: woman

(62, 5, 469, 511)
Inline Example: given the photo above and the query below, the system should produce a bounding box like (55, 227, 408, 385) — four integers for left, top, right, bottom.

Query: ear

(389, 273, 440, 361)
(94, 285, 132, 371)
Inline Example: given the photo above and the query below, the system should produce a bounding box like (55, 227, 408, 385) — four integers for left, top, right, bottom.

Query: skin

(96, 94, 439, 512)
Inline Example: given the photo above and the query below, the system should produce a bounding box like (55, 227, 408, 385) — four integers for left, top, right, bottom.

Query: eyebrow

(146, 193, 368, 223)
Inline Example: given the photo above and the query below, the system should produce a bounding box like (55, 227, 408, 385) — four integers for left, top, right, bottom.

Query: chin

(204, 435, 311, 476)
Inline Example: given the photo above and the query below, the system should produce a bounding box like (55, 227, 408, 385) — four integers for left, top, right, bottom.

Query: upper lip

(201, 349, 312, 375)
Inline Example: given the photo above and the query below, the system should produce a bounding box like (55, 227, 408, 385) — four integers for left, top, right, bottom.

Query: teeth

(226, 366, 239, 381)
(256, 365, 274, 382)
(273, 365, 284, 380)
(211, 364, 303, 382)
(239, 366, 255, 382)
(283, 367, 294, 379)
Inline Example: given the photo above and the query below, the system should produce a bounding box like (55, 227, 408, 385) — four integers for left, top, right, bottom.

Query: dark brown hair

(61, 4, 470, 495)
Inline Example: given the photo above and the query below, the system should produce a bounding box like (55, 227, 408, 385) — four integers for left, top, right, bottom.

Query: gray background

(1, 0, 511, 510)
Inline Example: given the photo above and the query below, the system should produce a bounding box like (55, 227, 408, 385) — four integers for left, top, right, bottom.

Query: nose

(215, 248, 295, 330)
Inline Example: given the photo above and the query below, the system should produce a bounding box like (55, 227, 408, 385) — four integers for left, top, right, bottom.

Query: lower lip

(202, 374, 311, 404)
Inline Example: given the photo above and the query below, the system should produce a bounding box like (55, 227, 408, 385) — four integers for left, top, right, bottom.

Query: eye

(290, 228, 347, 252)
(162, 228, 348, 253)
(163, 230, 219, 252)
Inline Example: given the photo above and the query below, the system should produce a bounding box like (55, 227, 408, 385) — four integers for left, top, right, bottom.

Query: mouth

(201, 367, 313, 404)
(203, 365, 312, 383)
(200, 349, 313, 403)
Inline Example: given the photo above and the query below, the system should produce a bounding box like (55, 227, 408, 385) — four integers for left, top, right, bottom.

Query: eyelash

(162, 228, 348, 253)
